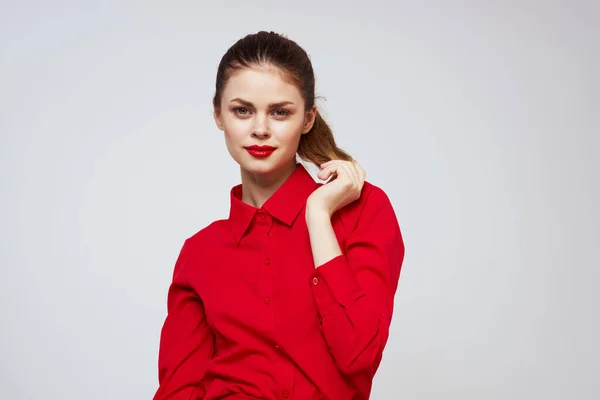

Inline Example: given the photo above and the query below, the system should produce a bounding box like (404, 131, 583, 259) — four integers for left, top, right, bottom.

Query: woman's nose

(251, 117, 270, 138)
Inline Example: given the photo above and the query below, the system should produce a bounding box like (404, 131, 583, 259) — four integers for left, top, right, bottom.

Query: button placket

(258, 211, 274, 331)
(273, 344, 294, 400)
(260, 250, 273, 299)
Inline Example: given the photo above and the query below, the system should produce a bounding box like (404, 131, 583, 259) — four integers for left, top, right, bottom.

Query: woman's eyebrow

(230, 98, 295, 108)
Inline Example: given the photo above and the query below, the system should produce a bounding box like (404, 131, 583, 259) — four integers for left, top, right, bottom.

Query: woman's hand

(306, 160, 366, 218)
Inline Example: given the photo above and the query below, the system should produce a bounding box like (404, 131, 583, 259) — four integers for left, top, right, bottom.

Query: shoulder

(174, 218, 230, 267)
(344, 180, 393, 215)
(360, 181, 392, 207)
(335, 180, 395, 232)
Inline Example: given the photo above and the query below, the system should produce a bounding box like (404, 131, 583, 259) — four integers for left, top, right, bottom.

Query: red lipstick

(245, 145, 276, 158)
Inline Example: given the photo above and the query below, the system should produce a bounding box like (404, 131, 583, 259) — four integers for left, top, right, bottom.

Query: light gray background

(1, 1, 598, 399)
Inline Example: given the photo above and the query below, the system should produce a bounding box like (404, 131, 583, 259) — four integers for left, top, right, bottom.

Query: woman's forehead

(223, 68, 303, 104)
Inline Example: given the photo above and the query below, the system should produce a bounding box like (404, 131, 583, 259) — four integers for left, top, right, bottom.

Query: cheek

(222, 120, 249, 142)
(271, 119, 304, 139)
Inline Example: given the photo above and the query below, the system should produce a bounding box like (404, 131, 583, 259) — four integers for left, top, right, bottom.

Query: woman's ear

(214, 108, 224, 131)
(302, 105, 317, 134)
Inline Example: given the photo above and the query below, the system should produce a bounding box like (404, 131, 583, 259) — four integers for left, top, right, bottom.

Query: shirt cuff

(311, 255, 363, 313)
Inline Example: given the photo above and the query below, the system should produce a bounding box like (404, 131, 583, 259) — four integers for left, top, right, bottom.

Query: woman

(154, 31, 405, 400)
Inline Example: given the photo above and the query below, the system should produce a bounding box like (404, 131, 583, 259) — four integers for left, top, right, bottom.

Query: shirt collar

(228, 163, 317, 243)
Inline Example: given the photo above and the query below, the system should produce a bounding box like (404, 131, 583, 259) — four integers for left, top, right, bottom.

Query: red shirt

(154, 163, 405, 400)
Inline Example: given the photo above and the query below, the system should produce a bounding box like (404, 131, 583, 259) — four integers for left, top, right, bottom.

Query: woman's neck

(240, 160, 298, 209)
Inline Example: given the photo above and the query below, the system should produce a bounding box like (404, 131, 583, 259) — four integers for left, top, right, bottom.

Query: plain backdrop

(1, 1, 598, 399)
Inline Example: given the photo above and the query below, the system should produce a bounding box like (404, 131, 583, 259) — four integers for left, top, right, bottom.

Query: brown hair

(212, 31, 353, 166)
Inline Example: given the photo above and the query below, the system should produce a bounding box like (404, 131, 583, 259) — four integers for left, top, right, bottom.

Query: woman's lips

(245, 146, 276, 158)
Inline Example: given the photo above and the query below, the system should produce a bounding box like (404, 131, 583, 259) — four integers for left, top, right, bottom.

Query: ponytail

(297, 111, 353, 166)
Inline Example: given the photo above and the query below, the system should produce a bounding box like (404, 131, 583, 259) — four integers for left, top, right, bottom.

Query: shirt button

(264, 258, 271, 265)
(312, 277, 319, 285)
(264, 296, 270, 304)
(260, 213, 266, 219)
(281, 389, 290, 398)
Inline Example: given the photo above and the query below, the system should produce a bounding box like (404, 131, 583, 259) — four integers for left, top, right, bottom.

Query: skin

(307, 160, 366, 267)
(214, 65, 366, 268)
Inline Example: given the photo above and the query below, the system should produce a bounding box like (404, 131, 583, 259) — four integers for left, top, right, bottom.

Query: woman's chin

(238, 154, 294, 176)
(238, 158, 277, 174)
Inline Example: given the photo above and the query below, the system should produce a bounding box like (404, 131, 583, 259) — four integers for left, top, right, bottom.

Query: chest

(188, 214, 350, 337)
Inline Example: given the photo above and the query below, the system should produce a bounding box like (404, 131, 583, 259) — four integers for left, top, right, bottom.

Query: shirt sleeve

(154, 239, 215, 400)
(310, 185, 405, 376)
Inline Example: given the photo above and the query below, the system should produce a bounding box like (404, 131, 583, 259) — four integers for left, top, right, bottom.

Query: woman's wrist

(305, 200, 332, 222)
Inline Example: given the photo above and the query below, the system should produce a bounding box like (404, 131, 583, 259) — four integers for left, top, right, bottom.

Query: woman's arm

(154, 240, 215, 400)
(306, 183, 405, 376)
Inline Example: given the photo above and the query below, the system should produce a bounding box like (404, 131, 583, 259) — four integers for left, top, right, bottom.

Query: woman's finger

(320, 162, 353, 183)
(317, 160, 342, 175)
(346, 162, 361, 187)
(339, 162, 358, 188)
(317, 164, 342, 181)
(358, 163, 366, 182)
(319, 160, 343, 171)
(353, 161, 366, 183)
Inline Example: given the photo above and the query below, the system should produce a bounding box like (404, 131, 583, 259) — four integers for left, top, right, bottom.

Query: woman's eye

(232, 108, 289, 118)
(233, 107, 250, 116)
(273, 109, 290, 117)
